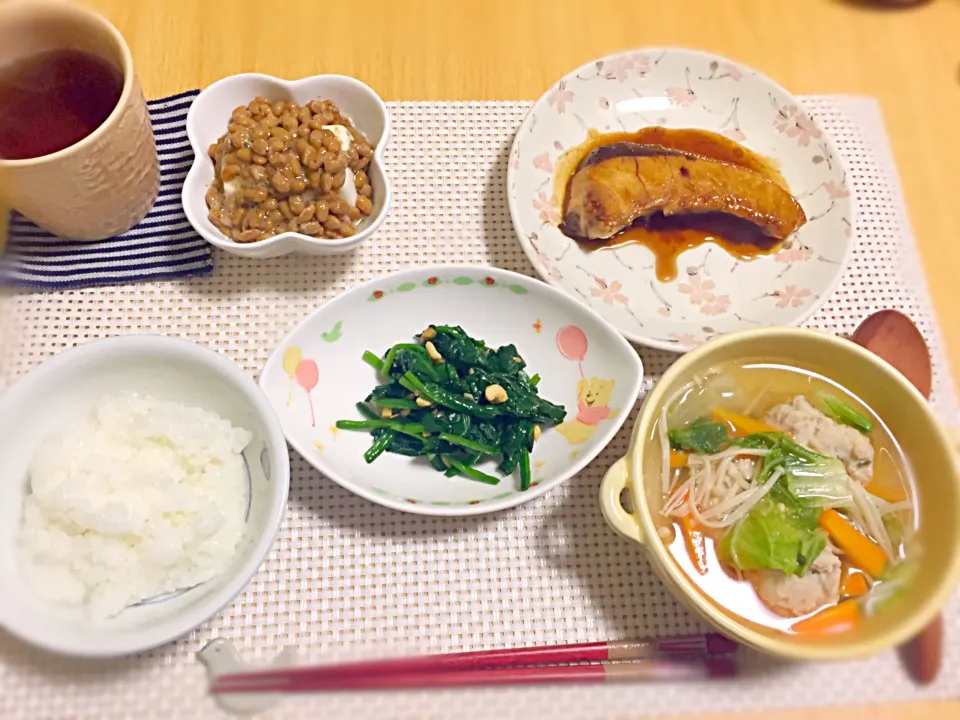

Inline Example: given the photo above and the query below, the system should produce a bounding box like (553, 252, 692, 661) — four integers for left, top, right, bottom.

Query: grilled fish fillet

(562, 143, 806, 241)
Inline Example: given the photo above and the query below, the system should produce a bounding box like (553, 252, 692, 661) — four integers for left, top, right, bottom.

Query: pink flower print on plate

(628, 52, 652, 76)
(669, 332, 701, 347)
(533, 153, 553, 173)
(701, 294, 731, 316)
(547, 266, 563, 283)
(773, 104, 822, 147)
(667, 67, 696, 107)
(677, 274, 716, 305)
(774, 285, 812, 308)
(775, 245, 813, 263)
(589, 278, 628, 305)
(607, 54, 642, 83)
(825, 181, 850, 199)
(723, 63, 743, 81)
(533, 191, 561, 225)
(667, 86, 696, 107)
(548, 81, 574, 114)
(657, 306, 671, 317)
(721, 127, 746, 142)
(703, 60, 743, 82)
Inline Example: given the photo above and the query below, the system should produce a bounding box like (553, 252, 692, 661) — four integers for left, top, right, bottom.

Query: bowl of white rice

(0, 335, 290, 657)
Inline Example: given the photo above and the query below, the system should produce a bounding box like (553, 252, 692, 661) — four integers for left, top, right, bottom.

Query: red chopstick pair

(211, 633, 738, 695)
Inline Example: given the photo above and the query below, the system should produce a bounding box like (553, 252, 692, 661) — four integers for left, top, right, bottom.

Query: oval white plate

(259, 266, 643, 516)
(508, 48, 853, 352)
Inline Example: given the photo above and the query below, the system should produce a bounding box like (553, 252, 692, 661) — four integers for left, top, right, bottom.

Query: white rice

(18, 393, 252, 619)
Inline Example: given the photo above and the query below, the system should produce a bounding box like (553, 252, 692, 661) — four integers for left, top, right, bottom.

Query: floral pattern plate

(507, 48, 853, 352)
(258, 266, 643, 516)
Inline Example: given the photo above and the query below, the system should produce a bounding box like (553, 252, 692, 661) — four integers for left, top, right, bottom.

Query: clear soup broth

(647, 361, 916, 635)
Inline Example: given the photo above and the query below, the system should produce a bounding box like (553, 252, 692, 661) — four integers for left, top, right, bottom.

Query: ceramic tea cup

(0, 0, 158, 240)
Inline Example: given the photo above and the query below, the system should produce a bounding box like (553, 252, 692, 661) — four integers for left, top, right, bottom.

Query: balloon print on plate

(555, 325, 619, 446)
(282, 346, 319, 427)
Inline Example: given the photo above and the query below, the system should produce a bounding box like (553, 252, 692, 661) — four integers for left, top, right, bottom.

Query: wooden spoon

(851, 309, 941, 685)
(852, 310, 932, 397)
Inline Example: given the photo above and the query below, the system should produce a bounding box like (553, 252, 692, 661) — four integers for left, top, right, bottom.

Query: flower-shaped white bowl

(0, 335, 290, 657)
(183, 73, 392, 258)
(508, 48, 854, 352)
(258, 266, 643, 516)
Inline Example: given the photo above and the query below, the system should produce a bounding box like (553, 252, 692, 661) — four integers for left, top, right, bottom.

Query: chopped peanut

(420, 327, 437, 341)
(533, 425, 542, 441)
(415, 396, 433, 408)
(381, 408, 394, 419)
(424, 340, 444, 363)
(463, 393, 475, 401)
(484, 384, 508, 404)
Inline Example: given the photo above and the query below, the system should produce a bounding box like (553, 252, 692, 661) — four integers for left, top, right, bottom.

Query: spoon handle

(850, 309, 941, 685)
(900, 614, 943, 685)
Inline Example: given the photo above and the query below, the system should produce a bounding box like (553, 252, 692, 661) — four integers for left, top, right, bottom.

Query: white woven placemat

(0, 97, 957, 720)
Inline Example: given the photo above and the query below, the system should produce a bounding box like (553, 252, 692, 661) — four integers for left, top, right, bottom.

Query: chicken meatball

(747, 546, 842, 618)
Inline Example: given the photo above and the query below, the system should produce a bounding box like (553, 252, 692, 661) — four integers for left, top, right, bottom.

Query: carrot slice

(840, 567, 870, 597)
(709, 408, 777, 437)
(791, 600, 861, 634)
(670, 450, 689, 468)
(819, 509, 888, 578)
(865, 449, 909, 504)
(679, 515, 709, 575)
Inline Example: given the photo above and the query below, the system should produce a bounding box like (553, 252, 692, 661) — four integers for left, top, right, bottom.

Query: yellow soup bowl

(599, 327, 960, 660)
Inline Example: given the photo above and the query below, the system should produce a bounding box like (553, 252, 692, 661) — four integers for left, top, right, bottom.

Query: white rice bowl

(0, 336, 289, 657)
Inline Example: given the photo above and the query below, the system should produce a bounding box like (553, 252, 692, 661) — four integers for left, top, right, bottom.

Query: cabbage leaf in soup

(718, 431, 834, 576)
(718, 495, 828, 576)
(668, 417, 729, 454)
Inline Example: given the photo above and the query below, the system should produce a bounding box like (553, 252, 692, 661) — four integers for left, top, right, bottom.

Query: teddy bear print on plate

(507, 48, 853, 352)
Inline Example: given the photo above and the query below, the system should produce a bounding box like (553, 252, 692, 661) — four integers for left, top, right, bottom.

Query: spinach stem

(364, 432, 393, 463)
(336, 419, 427, 439)
(439, 433, 499, 455)
(519, 448, 532, 491)
(362, 351, 384, 373)
(355, 402, 380, 420)
(444, 457, 501, 485)
(373, 398, 420, 410)
(381, 344, 401, 376)
(402, 371, 432, 397)
(423, 382, 498, 418)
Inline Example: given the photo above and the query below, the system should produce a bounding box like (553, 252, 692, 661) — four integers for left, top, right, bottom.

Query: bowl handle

(599, 457, 646, 544)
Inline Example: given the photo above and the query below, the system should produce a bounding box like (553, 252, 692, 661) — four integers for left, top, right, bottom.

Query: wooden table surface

(73, 0, 959, 718)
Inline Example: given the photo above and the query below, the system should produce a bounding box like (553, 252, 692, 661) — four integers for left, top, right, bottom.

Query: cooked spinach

(818, 393, 874, 434)
(336, 325, 567, 489)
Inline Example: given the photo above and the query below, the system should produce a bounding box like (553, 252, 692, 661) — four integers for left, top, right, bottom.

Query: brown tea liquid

(0, 49, 123, 160)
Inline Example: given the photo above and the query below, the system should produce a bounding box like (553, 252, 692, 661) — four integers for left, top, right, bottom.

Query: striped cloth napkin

(1, 89, 213, 291)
